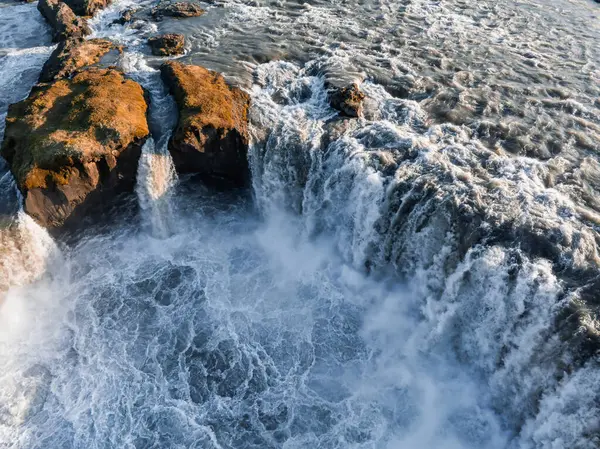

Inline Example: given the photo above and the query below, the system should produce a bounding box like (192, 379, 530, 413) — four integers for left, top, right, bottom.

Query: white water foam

(0, 192, 516, 449)
(249, 60, 600, 449)
(0, 3, 59, 295)
(87, 0, 158, 45)
(0, 3, 52, 140)
(0, 211, 60, 294)
(122, 52, 179, 237)
(136, 137, 178, 238)
(1, 2, 599, 449)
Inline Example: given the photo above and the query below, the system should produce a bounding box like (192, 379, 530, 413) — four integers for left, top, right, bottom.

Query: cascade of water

(120, 51, 179, 237)
(1, 2, 599, 448)
(0, 210, 60, 295)
(249, 60, 600, 448)
(0, 3, 60, 296)
(136, 137, 178, 238)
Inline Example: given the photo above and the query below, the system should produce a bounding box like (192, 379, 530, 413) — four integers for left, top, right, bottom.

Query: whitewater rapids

(0, 0, 599, 448)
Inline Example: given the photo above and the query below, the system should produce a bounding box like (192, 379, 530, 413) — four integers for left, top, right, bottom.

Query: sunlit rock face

(1, 68, 149, 229)
(161, 61, 251, 186)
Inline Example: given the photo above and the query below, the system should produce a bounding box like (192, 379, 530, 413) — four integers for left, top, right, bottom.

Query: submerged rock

(328, 83, 365, 117)
(148, 34, 185, 56)
(63, 0, 111, 16)
(0, 69, 150, 229)
(39, 38, 120, 83)
(152, 2, 205, 19)
(37, 0, 90, 42)
(160, 61, 250, 185)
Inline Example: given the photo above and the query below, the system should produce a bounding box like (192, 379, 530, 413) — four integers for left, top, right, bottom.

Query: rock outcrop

(148, 34, 185, 56)
(160, 61, 250, 185)
(63, 0, 111, 16)
(328, 83, 365, 117)
(152, 2, 205, 19)
(39, 38, 119, 83)
(1, 69, 150, 229)
(37, 0, 90, 42)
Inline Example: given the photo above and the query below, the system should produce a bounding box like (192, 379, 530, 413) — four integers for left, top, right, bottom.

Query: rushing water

(1, 0, 600, 448)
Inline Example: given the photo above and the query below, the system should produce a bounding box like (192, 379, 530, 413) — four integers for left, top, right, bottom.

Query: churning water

(1, 0, 600, 448)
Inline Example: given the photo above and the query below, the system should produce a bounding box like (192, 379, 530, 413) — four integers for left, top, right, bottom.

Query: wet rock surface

(63, 0, 111, 16)
(152, 1, 205, 19)
(37, 0, 90, 42)
(39, 38, 120, 83)
(160, 61, 250, 185)
(112, 8, 137, 25)
(148, 34, 185, 56)
(327, 83, 365, 117)
(0, 68, 150, 229)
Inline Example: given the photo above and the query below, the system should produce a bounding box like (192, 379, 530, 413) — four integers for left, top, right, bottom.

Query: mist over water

(1, 0, 600, 448)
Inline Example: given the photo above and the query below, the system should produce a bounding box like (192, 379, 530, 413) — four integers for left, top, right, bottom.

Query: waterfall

(136, 136, 178, 238)
(0, 210, 60, 296)
(249, 60, 600, 448)
(117, 51, 180, 238)
(1, 1, 599, 448)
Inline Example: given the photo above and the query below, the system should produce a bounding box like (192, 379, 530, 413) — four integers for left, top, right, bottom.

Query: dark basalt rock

(62, 0, 111, 16)
(328, 83, 366, 117)
(0, 68, 150, 229)
(39, 38, 120, 83)
(160, 61, 250, 186)
(152, 1, 205, 19)
(148, 34, 185, 56)
(37, 0, 90, 42)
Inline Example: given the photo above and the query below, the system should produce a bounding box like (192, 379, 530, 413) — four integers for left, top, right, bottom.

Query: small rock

(63, 0, 111, 16)
(39, 38, 120, 83)
(112, 8, 137, 25)
(152, 2, 205, 19)
(1, 68, 150, 229)
(160, 61, 250, 185)
(148, 34, 185, 56)
(328, 83, 366, 118)
(37, 0, 90, 42)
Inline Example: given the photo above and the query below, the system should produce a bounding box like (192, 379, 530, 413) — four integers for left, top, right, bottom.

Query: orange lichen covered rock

(1, 68, 150, 229)
(39, 38, 120, 82)
(152, 2, 204, 18)
(160, 61, 250, 185)
(148, 34, 185, 56)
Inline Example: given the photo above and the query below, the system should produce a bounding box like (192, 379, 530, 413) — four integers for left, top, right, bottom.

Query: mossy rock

(39, 38, 121, 83)
(160, 61, 251, 186)
(1, 68, 150, 229)
(148, 34, 185, 56)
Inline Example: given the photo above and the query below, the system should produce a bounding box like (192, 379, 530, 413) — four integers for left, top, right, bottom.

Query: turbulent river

(1, 0, 600, 448)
